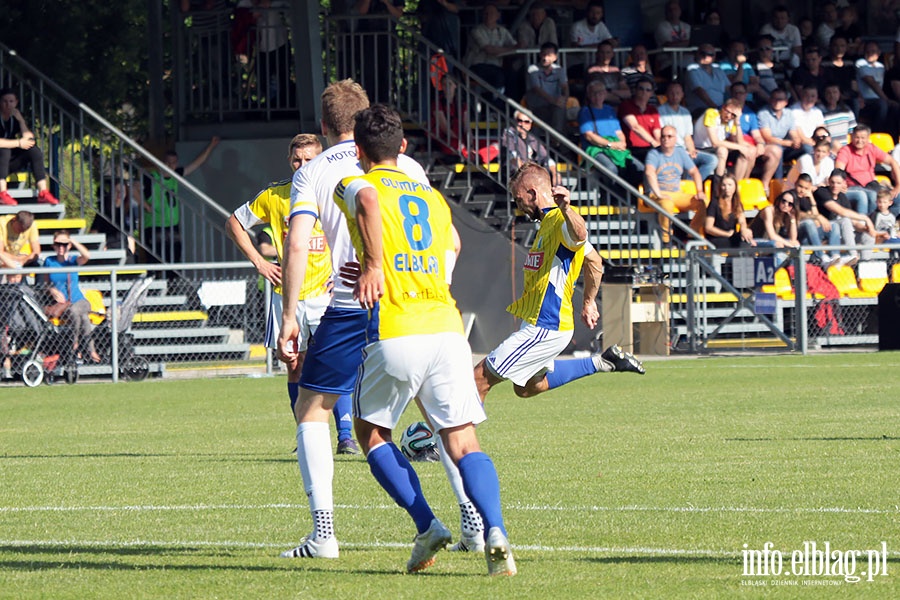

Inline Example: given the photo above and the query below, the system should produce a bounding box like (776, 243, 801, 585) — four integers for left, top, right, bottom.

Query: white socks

(435, 435, 484, 536)
(296, 421, 334, 540)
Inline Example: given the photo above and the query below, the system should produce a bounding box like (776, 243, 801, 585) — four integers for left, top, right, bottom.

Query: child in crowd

(871, 187, 900, 246)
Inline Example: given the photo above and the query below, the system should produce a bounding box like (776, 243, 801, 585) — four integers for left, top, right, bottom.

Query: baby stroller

(0, 283, 79, 387)
(86, 276, 155, 381)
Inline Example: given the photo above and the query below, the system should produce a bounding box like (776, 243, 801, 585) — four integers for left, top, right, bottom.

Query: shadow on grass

(584, 555, 737, 566)
(0, 452, 293, 461)
(725, 436, 899, 442)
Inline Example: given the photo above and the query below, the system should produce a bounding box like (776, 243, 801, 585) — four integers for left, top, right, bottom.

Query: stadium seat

(83, 289, 108, 325)
(827, 264, 877, 298)
(893, 263, 900, 283)
(768, 178, 784, 202)
(636, 179, 698, 213)
(870, 132, 896, 154)
(875, 174, 893, 187)
(738, 178, 771, 211)
(761, 267, 794, 299)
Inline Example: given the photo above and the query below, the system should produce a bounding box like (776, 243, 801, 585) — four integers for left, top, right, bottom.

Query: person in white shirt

(653, 0, 690, 75)
(570, 0, 613, 48)
(758, 5, 802, 69)
(856, 41, 899, 135)
(786, 139, 834, 190)
(788, 85, 825, 154)
(657, 81, 717, 180)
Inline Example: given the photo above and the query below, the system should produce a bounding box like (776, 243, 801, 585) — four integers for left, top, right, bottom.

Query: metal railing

(0, 43, 240, 268)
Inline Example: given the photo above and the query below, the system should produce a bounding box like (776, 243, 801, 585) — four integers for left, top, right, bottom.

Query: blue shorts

(300, 307, 368, 395)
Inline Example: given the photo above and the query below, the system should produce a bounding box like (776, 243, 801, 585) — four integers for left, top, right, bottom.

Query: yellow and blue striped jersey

(234, 179, 331, 299)
(334, 166, 462, 341)
(507, 207, 586, 331)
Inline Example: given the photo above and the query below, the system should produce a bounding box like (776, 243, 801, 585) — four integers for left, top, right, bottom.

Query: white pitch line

(2, 539, 898, 558)
(1, 503, 897, 515)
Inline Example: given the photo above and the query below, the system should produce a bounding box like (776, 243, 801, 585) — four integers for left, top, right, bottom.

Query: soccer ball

(400, 421, 437, 460)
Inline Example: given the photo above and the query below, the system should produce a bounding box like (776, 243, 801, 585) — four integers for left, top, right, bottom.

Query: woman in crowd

(704, 173, 754, 248)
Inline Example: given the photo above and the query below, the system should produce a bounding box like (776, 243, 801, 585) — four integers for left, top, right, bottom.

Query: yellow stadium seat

(893, 263, 900, 283)
(858, 261, 889, 294)
(761, 267, 794, 299)
(870, 132, 896, 154)
(875, 174, 893, 187)
(738, 178, 771, 211)
(768, 178, 784, 202)
(827, 264, 876, 298)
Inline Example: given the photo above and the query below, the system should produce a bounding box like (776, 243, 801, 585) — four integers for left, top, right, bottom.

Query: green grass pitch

(1, 352, 898, 598)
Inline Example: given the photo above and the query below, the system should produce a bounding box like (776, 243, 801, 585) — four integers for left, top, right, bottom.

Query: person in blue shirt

(43, 231, 100, 362)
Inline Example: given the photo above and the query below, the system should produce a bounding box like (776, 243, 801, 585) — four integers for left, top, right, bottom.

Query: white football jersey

(289, 139, 428, 309)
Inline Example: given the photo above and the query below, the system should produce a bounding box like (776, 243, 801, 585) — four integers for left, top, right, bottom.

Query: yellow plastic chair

(870, 132, 896, 154)
(738, 178, 771, 211)
(761, 267, 795, 299)
(827, 264, 876, 298)
(858, 261, 889, 294)
(893, 263, 900, 283)
(83, 289, 108, 326)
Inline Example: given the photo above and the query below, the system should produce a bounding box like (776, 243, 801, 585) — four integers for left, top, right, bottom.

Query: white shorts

(484, 322, 573, 387)
(354, 332, 487, 432)
(265, 291, 330, 351)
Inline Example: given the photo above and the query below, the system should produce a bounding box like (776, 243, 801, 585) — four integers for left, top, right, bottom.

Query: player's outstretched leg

(596, 344, 646, 375)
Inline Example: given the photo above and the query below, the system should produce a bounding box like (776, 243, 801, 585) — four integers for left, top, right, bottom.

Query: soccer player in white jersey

(276, 80, 430, 559)
(445, 162, 647, 553)
(225, 134, 358, 455)
(336, 104, 515, 576)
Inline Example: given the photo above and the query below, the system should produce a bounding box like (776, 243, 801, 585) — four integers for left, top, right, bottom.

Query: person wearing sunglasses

(42, 231, 100, 363)
(684, 43, 730, 116)
(644, 125, 706, 243)
(749, 190, 801, 265)
(501, 110, 558, 184)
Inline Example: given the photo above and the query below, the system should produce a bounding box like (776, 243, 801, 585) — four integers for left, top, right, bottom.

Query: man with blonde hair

(277, 80, 430, 559)
(226, 133, 358, 456)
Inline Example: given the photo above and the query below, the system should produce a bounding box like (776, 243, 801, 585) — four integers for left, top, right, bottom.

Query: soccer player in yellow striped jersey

(341, 104, 516, 576)
(225, 134, 359, 457)
(475, 162, 646, 400)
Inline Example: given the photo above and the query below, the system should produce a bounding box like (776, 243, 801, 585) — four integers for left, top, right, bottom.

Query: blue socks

(287, 382, 300, 412)
(545, 356, 597, 390)
(367, 443, 435, 533)
(333, 394, 353, 442)
(458, 452, 506, 537)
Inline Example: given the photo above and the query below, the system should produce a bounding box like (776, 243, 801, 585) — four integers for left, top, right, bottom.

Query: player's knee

(513, 384, 537, 398)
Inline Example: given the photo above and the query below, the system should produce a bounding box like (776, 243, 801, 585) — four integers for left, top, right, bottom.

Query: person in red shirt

(618, 80, 661, 169)
(834, 125, 900, 216)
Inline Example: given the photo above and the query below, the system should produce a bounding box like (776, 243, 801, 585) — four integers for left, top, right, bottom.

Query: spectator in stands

(856, 41, 900, 139)
(833, 4, 863, 58)
(91, 179, 147, 263)
(719, 40, 761, 108)
(43, 230, 100, 363)
(658, 82, 718, 181)
(431, 75, 468, 158)
(0, 210, 40, 269)
(644, 125, 707, 243)
(786, 139, 834, 190)
(578, 81, 642, 184)
(753, 35, 780, 105)
(693, 99, 755, 181)
(352, 0, 405, 104)
(570, 0, 614, 48)
(835, 125, 900, 216)
(0, 89, 60, 206)
(871, 187, 900, 245)
(684, 44, 730, 117)
(618, 79, 661, 165)
(620, 44, 654, 99)
(813, 168, 875, 266)
(758, 88, 803, 189)
(586, 41, 630, 106)
(525, 42, 570, 135)
(815, 1, 839, 50)
(789, 85, 826, 154)
(790, 45, 831, 99)
(704, 173, 754, 248)
(821, 83, 857, 148)
(144, 136, 220, 264)
(823, 35, 858, 110)
(501, 110, 558, 183)
(463, 3, 518, 97)
(749, 190, 800, 261)
(810, 125, 841, 157)
(798, 17, 815, 48)
(517, 2, 557, 48)
(730, 83, 769, 173)
(419, 0, 462, 60)
(759, 5, 802, 70)
(794, 172, 840, 265)
(654, 0, 691, 76)
(884, 57, 900, 103)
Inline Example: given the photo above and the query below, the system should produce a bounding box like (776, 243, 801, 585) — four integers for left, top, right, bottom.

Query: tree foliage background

(1, 0, 164, 138)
